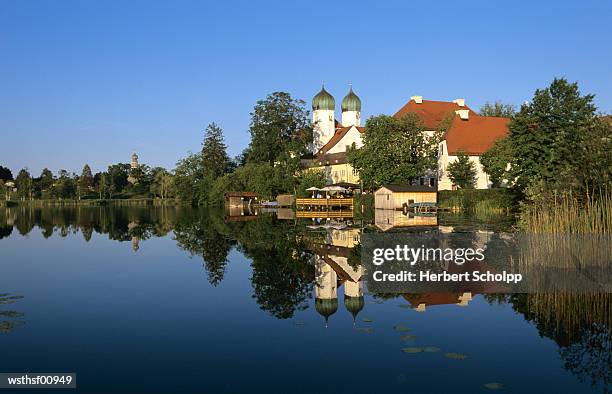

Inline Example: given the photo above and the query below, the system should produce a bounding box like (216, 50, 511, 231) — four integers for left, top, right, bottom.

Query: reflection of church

(311, 226, 365, 326)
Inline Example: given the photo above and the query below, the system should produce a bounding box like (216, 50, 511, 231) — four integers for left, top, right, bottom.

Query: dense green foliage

(480, 138, 512, 187)
(508, 78, 604, 192)
(174, 92, 314, 205)
(0, 166, 13, 181)
(244, 92, 312, 164)
(447, 150, 477, 189)
(479, 101, 516, 117)
(1, 162, 176, 202)
(348, 114, 438, 189)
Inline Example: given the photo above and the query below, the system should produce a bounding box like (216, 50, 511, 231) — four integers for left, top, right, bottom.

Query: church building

(301, 86, 510, 190)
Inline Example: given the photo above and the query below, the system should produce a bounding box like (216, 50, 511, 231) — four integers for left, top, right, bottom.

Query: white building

(303, 87, 510, 190)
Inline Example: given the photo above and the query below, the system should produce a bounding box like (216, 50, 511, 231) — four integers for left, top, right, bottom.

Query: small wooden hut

(224, 191, 259, 208)
(374, 185, 437, 210)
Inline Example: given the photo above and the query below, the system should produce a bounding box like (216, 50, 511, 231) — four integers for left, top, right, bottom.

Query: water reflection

(0, 292, 25, 333)
(1, 206, 610, 391)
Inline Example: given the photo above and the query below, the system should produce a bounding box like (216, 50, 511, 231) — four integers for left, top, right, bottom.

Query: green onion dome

(315, 298, 338, 327)
(344, 295, 364, 323)
(312, 86, 335, 111)
(341, 86, 361, 112)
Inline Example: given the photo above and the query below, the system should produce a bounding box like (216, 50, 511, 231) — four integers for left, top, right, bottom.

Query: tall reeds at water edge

(521, 190, 612, 234)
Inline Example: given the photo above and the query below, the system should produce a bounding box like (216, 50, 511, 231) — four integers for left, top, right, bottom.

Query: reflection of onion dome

(341, 86, 361, 112)
(312, 86, 335, 111)
(344, 295, 364, 324)
(315, 298, 338, 327)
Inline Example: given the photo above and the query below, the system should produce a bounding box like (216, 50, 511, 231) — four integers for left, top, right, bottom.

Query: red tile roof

(394, 99, 475, 130)
(445, 115, 510, 155)
(317, 126, 365, 155)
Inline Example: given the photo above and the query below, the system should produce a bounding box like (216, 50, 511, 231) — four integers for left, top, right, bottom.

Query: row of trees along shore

(2, 78, 611, 232)
(0, 163, 174, 202)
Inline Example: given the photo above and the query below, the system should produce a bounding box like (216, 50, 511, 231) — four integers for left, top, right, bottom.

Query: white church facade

(301, 86, 510, 190)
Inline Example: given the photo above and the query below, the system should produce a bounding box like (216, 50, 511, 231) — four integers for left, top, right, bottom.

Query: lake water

(1, 206, 610, 393)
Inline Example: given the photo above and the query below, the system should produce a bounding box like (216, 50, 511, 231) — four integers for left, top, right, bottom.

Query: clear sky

(1, 0, 611, 176)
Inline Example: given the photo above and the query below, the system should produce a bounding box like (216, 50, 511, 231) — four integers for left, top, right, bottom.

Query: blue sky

(1, 0, 611, 175)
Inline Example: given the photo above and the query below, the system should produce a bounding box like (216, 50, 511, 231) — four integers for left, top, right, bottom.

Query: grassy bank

(438, 189, 516, 215)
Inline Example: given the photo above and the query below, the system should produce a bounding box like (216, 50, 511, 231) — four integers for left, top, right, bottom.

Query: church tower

(311, 85, 336, 153)
(341, 84, 361, 127)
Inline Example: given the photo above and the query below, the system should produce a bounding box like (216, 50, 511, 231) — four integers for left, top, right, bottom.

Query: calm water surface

(0, 206, 610, 393)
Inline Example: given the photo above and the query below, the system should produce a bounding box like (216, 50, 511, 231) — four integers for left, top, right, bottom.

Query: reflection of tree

(230, 216, 315, 319)
(2, 206, 319, 320)
(497, 293, 612, 391)
(0, 292, 25, 333)
(174, 212, 233, 286)
(560, 324, 611, 392)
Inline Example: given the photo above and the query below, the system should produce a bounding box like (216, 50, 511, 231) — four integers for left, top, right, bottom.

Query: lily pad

(393, 324, 411, 332)
(362, 317, 373, 323)
(355, 327, 374, 334)
(401, 347, 424, 354)
(484, 383, 505, 390)
(399, 334, 416, 341)
(423, 346, 441, 353)
(445, 352, 468, 360)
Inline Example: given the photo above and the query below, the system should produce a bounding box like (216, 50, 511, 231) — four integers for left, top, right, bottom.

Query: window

(429, 178, 435, 187)
(352, 167, 359, 176)
(420, 177, 425, 186)
(386, 194, 390, 201)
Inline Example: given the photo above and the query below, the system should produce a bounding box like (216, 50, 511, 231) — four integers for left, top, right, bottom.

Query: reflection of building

(128, 221, 140, 253)
(374, 210, 438, 232)
(403, 292, 474, 312)
(313, 226, 365, 326)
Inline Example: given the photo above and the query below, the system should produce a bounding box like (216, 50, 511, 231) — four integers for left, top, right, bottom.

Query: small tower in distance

(128, 152, 139, 184)
(341, 83, 361, 127)
(130, 152, 139, 169)
(311, 85, 336, 154)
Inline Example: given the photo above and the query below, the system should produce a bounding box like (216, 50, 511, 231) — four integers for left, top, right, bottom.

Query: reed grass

(521, 190, 612, 234)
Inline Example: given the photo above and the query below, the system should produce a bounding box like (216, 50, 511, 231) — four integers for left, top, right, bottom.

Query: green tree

(0, 180, 5, 200)
(348, 114, 438, 189)
(106, 164, 130, 197)
(150, 167, 175, 199)
(15, 169, 33, 200)
(576, 117, 612, 191)
(98, 172, 112, 199)
(174, 153, 204, 205)
(447, 150, 477, 189)
(480, 138, 513, 187)
(480, 101, 516, 117)
(246, 92, 312, 164)
(38, 168, 54, 198)
(53, 170, 76, 199)
(296, 169, 326, 197)
(0, 166, 13, 182)
(508, 78, 598, 191)
(201, 122, 230, 179)
(78, 164, 94, 199)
